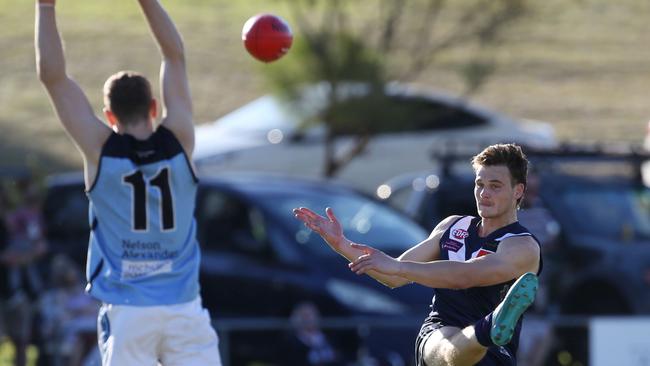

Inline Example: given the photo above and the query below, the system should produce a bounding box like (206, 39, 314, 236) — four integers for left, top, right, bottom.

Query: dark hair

(103, 71, 152, 125)
(471, 143, 528, 204)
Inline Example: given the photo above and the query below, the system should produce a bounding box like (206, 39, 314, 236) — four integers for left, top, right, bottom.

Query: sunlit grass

(0, 0, 649, 171)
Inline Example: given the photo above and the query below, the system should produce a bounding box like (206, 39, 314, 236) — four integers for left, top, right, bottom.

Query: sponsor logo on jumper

(121, 239, 178, 260)
(476, 248, 495, 258)
(441, 239, 463, 253)
(136, 150, 155, 159)
(452, 229, 469, 240)
(121, 259, 172, 280)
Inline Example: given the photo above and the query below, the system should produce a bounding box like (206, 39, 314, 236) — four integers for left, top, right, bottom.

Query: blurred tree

(264, 0, 529, 177)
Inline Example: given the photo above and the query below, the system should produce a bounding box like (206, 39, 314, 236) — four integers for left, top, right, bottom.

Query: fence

(213, 315, 423, 366)
(213, 315, 650, 366)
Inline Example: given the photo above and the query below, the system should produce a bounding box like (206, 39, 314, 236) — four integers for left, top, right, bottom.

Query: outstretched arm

(350, 235, 540, 289)
(294, 207, 409, 288)
(293, 208, 448, 288)
(138, 0, 194, 157)
(35, 0, 110, 178)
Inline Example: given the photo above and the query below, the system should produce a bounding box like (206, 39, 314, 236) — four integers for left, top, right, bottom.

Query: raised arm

(293, 207, 448, 288)
(35, 0, 111, 176)
(137, 0, 194, 157)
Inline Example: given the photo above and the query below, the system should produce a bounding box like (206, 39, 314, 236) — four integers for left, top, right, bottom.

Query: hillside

(1, 0, 649, 174)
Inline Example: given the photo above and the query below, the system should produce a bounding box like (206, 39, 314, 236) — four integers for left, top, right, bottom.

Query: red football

(242, 14, 293, 63)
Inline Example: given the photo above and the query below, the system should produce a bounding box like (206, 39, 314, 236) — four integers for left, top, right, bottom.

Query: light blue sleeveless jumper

(85, 126, 200, 306)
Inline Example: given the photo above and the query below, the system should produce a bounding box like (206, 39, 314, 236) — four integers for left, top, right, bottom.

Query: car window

(43, 185, 88, 238)
(42, 184, 89, 266)
(559, 186, 650, 240)
(385, 176, 476, 230)
(388, 95, 486, 130)
(434, 183, 477, 221)
(384, 184, 419, 214)
(254, 190, 428, 257)
(195, 188, 275, 261)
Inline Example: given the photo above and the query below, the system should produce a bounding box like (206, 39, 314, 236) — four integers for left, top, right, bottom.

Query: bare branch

(400, 0, 524, 81)
(377, 0, 405, 54)
(290, 0, 317, 39)
(337, 135, 371, 168)
(325, 134, 371, 177)
(394, 0, 447, 80)
(274, 0, 531, 177)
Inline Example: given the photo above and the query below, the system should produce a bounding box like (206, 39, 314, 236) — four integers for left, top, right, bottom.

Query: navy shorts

(415, 318, 516, 366)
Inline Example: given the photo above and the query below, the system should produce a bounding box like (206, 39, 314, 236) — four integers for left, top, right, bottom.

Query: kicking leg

(422, 326, 487, 366)
(422, 272, 539, 366)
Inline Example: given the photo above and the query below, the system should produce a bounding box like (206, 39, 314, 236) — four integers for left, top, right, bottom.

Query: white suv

(195, 82, 557, 192)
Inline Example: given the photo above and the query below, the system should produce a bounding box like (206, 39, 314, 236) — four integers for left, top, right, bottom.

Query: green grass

(1, 0, 650, 173)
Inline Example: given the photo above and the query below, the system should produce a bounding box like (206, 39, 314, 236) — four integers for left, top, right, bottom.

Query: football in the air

(242, 14, 293, 63)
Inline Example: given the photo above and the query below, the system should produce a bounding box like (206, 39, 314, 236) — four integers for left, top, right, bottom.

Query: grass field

(1, 0, 650, 174)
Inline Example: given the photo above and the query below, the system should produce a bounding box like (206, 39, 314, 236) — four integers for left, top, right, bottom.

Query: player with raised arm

(35, 0, 221, 364)
(294, 143, 541, 366)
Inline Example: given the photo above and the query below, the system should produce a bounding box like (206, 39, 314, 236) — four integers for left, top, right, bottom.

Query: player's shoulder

(152, 125, 186, 154)
(433, 215, 470, 233)
(158, 123, 194, 157)
(501, 222, 540, 245)
(153, 124, 177, 141)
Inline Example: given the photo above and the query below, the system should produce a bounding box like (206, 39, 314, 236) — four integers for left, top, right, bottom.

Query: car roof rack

(430, 141, 650, 184)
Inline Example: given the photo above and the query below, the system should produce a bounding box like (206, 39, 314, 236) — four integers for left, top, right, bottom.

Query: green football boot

(491, 272, 539, 346)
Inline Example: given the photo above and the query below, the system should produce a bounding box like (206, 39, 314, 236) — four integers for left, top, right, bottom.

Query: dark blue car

(43, 172, 432, 365)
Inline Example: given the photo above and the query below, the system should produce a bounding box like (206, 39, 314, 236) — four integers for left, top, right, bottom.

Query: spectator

(1, 178, 48, 366)
(39, 254, 100, 366)
(0, 187, 13, 347)
(283, 302, 344, 366)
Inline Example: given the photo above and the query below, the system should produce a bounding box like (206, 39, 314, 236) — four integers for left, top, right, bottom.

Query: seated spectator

(283, 301, 344, 366)
(39, 254, 100, 366)
(1, 178, 48, 366)
(0, 187, 14, 358)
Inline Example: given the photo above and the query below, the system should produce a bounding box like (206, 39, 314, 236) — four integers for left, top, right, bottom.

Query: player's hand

(293, 207, 344, 249)
(348, 243, 401, 275)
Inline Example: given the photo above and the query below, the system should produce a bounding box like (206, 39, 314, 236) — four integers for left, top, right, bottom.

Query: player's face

(474, 164, 523, 219)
